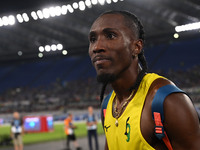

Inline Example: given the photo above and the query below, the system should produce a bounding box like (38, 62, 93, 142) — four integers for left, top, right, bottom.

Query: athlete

(88, 10, 200, 150)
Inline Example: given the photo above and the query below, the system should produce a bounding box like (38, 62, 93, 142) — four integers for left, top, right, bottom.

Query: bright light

(22, 13, 29, 22)
(62, 50, 68, 55)
(8, 15, 15, 25)
(0, 18, 3, 26)
(91, 0, 98, 5)
(16, 14, 24, 23)
(113, 0, 118, 2)
(85, 0, 92, 8)
(98, 0, 105, 5)
(175, 22, 200, 32)
(55, 6, 62, 16)
(37, 10, 44, 19)
(72, 2, 79, 9)
(18, 51, 23, 56)
(79, 1, 86, 11)
(67, 5, 74, 13)
(61, 5, 68, 15)
(106, 0, 112, 4)
(43, 8, 50, 19)
(45, 45, 51, 52)
(31, 11, 38, 20)
(173, 33, 179, 39)
(39, 46, 44, 52)
(2, 16, 9, 26)
(51, 44, 57, 51)
(57, 44, 63, 50)
(38, 53, 43, 58)
(49, 7, 56, 17)
(39, 43, 63, 53)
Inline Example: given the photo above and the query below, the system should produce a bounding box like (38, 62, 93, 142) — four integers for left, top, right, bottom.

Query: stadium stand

(0, 38, 200, 114)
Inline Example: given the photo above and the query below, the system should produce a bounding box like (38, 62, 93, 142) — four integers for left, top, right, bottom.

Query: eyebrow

(89, 28, 118, 37)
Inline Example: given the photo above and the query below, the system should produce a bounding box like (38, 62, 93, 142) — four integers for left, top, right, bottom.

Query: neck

(111, 64, 142, 103)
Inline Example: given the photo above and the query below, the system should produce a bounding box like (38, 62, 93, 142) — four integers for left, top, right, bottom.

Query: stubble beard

(96, 73, 117, 84)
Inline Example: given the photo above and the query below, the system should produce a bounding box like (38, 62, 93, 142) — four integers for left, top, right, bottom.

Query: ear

(130, 39, 143, 57)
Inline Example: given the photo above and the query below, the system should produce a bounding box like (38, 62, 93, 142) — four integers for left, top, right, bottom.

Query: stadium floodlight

(113, 0, 118, 3)
(62, 50, 68, 55)
(49, 7, 56, 17)
(31, 11, 38, 20)
(67, 5, 74, 13)
(45, 45, 51, 52)
(173, 33, 179, 39)
(42, 8, 50, 19)
(38, 53, 43, 58)
(0, 18, 3, 26)
(37, 10, 44, 19)
(85, 0, 92, 8)
(73, 2, 79, 9)
(61, 5, 68, 15)
(57, 44, 63, 50)
(55, 6, 62, 16)
(91, 0, 98, 5)
(106, 0, 112, 4)
(2, 16, 9, 26)
(79, 1, 86, 11)
(8, 15, 15, 25)
(22, 13, 29, 22)
(51, 44, 57, 51)
(175, 22, 200, 32)
(98, 0, 105, 5)
(18, 51, 23, 56)
(39, 46, 45, 52)
(16, 14, 24, 23)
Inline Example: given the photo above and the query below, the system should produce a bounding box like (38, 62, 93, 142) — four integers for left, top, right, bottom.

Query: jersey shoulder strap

(152, 84, 186, 150)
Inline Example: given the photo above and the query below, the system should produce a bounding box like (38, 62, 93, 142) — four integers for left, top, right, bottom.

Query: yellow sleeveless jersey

(104, 73, 163, 150)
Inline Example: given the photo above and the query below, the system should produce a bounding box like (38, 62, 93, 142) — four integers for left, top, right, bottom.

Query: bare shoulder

(151, 77, 200, 149)
(163, 87, 200, 149)
(144, 77, 200, 149)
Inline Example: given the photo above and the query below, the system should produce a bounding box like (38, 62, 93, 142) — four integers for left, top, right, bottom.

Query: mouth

(92, 55, 112, 65)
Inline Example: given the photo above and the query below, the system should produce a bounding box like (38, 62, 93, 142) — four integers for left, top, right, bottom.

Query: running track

(1, 135, 105, 150)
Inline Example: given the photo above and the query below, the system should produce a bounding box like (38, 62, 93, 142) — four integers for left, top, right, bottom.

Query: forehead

(90, 14, 128, 31)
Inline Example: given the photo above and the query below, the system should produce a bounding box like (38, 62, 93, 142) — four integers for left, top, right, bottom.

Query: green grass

(0, 122, 104, 145)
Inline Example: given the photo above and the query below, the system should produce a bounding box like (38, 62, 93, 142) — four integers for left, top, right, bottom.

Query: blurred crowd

(0, 65, 200, 113)
(0, 78, 112, 113)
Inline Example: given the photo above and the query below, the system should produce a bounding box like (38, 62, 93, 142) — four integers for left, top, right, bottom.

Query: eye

(89, 36, 96, 43)
(106, 32, 116, 39)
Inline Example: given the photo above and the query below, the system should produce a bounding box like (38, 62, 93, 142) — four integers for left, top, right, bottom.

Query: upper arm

(164, 93, 200, 150)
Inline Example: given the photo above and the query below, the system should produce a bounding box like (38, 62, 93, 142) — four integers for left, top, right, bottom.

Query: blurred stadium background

(0, 0, 200, 149)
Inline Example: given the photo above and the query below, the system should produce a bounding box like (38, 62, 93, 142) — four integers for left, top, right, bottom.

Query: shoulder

(149, 77, 200, 149)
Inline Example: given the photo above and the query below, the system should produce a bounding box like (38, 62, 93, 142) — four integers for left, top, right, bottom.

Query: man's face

(88, 14, 136, 83)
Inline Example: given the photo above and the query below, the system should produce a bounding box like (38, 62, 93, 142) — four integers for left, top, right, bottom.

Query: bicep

(164, 93, 200, 150)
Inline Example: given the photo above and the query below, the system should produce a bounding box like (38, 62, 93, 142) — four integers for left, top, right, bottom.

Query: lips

(92, 55, 112, 65)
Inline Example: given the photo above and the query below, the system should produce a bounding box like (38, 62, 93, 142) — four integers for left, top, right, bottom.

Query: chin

(96, 72, 116, 84)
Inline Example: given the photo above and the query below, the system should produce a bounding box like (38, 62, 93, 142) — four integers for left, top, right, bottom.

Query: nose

(90, 37, 105, 54)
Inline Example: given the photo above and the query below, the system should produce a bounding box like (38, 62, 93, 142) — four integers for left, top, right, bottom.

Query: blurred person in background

(10, 111, 24, 150)
(88, 10, 200, 150)
(64, 113, 81, 150)
(86, 106, 99, 150)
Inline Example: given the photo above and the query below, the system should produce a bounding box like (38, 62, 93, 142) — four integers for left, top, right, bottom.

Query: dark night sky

(0, 0, 72, 15)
